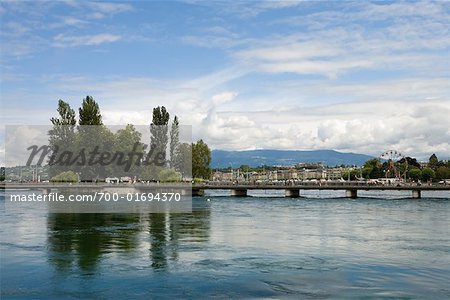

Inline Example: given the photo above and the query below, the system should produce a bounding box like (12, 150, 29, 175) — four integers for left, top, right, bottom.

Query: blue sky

(1, 0, 449, 160)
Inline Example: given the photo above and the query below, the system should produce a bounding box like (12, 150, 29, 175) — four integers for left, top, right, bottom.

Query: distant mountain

(211, 149, 374, 168)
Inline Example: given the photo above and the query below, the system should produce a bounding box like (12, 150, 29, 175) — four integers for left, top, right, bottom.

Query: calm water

(1, 190, 449, 299)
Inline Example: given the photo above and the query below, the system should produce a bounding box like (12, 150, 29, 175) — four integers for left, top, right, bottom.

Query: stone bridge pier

(285, 189, 300, 198)
(345, 189, 357, 199)
(231, 189, 247, 197)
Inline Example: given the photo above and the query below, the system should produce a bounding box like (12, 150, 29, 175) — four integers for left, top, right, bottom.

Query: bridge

(1, 182, 449, 199)
(191, 182, 450, 199)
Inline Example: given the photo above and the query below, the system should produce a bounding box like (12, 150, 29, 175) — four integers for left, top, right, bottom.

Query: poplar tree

(79, 96, 102, 125)
(150, 106, 170, 161)
(77, 96, 110, 181)
(192, 139, 211, 179)
(48, 100, 76, 177)
(169, 115, 179, 166)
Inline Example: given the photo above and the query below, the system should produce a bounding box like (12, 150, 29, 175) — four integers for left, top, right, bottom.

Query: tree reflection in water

(47, 202, 210, 273)
(148, 210, 211, 270)
(47, 214, 141, 273)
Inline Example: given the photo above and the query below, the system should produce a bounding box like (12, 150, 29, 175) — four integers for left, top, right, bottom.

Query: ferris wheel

(380, 150, 404, 162)
(379, 150, 406, 179)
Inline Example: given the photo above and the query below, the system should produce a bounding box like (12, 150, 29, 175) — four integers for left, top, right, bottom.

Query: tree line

(360, 154, 450, 182)
(48, 96, 211, 182)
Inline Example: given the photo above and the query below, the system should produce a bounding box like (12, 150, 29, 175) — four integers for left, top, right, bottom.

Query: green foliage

(363, 159, 381, 169)
(169, 116, 179, 166)
(173, 142, 192, 178)
(48, 100, 77, 177)
(77, 125, 115, 181)
(79, 96, 102, 125)
(51, 171, 78, 182)
(342, 170, 359, 181)
(50, 99, 76, 127)
(426, 155, 450, 180)
(254, 165, 277, 172)
(407, 168, 422, 181)
(436, 166, 450, 180)
(113, 124, 144, 176)
(239, 164, 251, 171)
(151, 106, 170, 126)
(46, 99, 211, 184)
(399, 157, 421, 169)
(140, 165, 163, 181)
(421, 168, 435, 181)
(428, 153, 438, 170)
(139, 166, 181, 182)
(362, 159, 383, 179)
(158, 168, 182, 182)
(115, 124, 142, 150)
(192, 139, 211, 179)
(150, 106, 170, 161)
(395, 160, 409, 178)
(50, 97, 141, 181)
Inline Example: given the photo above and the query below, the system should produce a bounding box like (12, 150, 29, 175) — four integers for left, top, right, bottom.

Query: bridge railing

(196, 180, 434, 188)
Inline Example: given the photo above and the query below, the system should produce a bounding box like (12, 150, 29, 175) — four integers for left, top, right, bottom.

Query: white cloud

(61, 16, 88, 26)
(86, 2, 133, 15)
(259, 59, 374, 78)
(0, 145, 4, 166)
(4, 125, 50, 167)
(212, 92, 238, 106)
(354, 1, 446, 21)
(53, 33, 121, 47)
(266, 77, 450, 105)
(188, 0, 307, 18)
(182, 26, 246, 49)
(258, 1, 305, 10)
(196, 100, 450, 160)
(88, 12, 106, 20)
(2, 1, 449, 162)
(1, 42, 34, 57)
(102, 110, 150, 126)
(222, 1, 450, 79)
(62, 1, 133, 19)
(182, 35, 243, 49)
(2, 71, 449, 160)
(234, 25, 448, 78)
(5, 21, 29, 35)
(238, 42, 341, 62)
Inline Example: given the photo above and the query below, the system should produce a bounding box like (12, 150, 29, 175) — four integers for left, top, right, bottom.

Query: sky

(1, 0, 449, 162)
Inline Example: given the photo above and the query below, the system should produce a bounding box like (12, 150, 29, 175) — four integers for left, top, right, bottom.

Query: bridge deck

(194, 184, 449, 191)
(1, 182, 449, 191)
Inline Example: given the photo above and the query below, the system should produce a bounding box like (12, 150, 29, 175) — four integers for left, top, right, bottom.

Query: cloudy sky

(1, 0, 449, 162)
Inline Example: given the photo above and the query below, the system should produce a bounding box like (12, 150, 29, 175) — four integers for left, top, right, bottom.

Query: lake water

(1, 190, 449, 299)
